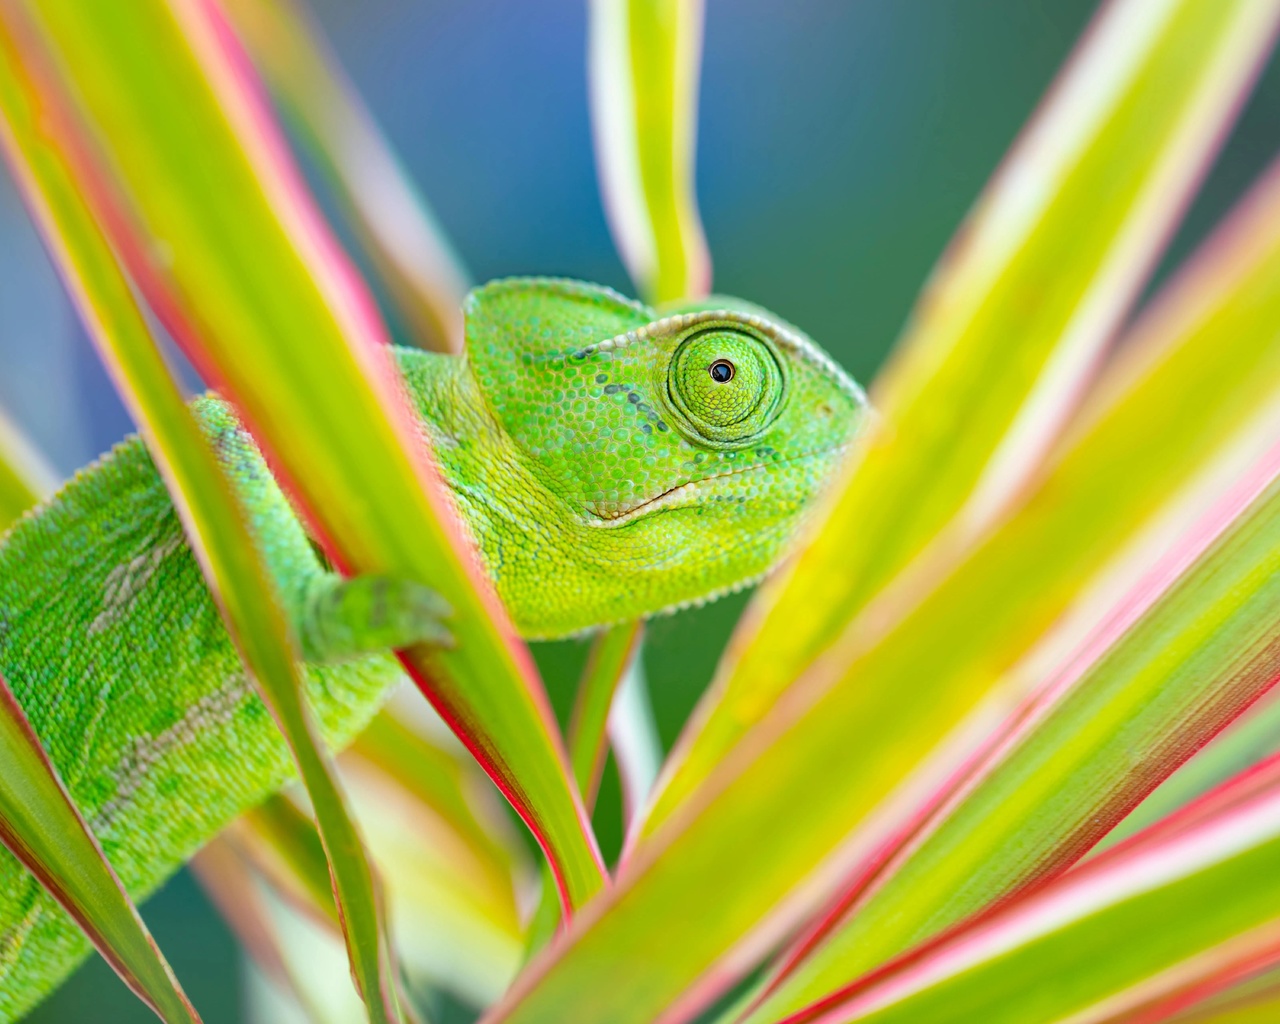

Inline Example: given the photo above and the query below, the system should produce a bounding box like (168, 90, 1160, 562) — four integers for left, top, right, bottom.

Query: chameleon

(0, 277, 866, 1020)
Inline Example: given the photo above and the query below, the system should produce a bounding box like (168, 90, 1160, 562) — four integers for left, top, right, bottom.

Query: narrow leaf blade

(589, 0, 710, 305)
(0, 674, 201, 1023)
(798, 764, 1280, 1024)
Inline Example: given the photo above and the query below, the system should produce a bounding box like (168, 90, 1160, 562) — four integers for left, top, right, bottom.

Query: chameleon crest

(410, 278, 868, 637)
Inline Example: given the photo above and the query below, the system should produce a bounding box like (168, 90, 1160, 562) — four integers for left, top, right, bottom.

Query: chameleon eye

(668, 328, 783, 443)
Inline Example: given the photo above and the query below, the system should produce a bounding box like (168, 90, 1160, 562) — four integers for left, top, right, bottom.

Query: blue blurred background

(4, 0, 1279, 1019)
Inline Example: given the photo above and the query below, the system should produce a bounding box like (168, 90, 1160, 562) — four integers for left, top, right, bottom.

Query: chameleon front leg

(298, 573, 453, 663)
(195, 396, 452, 664)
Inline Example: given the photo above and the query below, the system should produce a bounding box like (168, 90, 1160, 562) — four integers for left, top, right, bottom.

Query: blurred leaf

(742, 443, 1280, 1023)
(525, 624, 647, 961)
(221, 0, 469, 352)
(1172, 972, 1280, 1023)
(570, 622, 645, 807)
(344, 755, 525, 1006)
(191, 838, 338, 1023)
(0, 403, 55, 530)
(589, 0, 709, 305)
(608, 653, 662, 828)
(236, 794, 341, 931)
(641, 0, 1280, 837)
(25, 0, 604, 910)
(227, 695, 530, 1004)
(735, 151, 1280, 1023)
(0, 8, 408, 1019)
(794, 760, 1280, 1024)
(0, 673, 201, 1023)
(205, 842, 374, 1024)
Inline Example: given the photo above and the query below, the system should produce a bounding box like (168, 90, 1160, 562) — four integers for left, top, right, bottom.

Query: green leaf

(220, 0, 469, 353)
(25, 0, 605, 910)
(0, 674, 200, 1023)
(588, 0, 709, 305)
(1171, 973, 1280, 1023)
(195, 839, 373, 1024)
(345, 707, 528, 1005)
(236, 794, 341, 931)
(640, 0, 1280, 838)
(0, 9, 409, 1018)
(570, 622, 646, 807)
(0, 402, 55, 531)
(735, 151, 1280, 1024)
(800, 761, 1280, 1024)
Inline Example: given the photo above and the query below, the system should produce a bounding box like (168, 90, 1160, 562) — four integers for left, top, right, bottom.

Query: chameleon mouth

(587, 447, 844, 529)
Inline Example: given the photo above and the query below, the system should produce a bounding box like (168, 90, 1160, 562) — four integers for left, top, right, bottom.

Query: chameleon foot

(297, 573, 454, 664)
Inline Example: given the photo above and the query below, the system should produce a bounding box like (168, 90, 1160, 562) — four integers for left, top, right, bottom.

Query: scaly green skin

(0, 279, 863, 1020)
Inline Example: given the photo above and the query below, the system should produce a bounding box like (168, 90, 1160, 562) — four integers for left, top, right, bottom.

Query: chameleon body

(0, 279, 864, 1019)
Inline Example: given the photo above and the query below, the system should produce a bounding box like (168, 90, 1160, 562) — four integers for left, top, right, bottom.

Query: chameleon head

(463, 278, 869, 637)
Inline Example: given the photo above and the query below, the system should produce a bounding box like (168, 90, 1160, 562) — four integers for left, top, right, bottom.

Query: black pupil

(709, 360, 735, 383)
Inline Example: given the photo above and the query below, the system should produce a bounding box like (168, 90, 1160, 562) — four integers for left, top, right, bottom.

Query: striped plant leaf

(589, 0, 709, 306)
(791, 758, 1280, 1024)
(22, 0, 605, 912)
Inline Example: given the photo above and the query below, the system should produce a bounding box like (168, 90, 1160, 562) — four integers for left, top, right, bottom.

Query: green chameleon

(0, 278, 865, 1019)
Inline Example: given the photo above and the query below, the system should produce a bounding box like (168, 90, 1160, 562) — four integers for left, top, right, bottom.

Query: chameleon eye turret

(666, 326, 784, 445)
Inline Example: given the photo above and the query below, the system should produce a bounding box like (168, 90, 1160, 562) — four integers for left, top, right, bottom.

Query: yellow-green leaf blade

(0, 675, 200, 1024)
(27, 0, 604, 909)
(569, 622, 646, 806)
(641, 0, 1280, 837)
(589, 0, 709, 305)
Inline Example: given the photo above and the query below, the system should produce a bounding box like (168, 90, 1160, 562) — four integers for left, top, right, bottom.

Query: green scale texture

(0, 279, 864, 1020)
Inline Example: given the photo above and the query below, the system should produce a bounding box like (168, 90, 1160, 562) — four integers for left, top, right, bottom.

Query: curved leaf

(589, 0, 709, 305)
